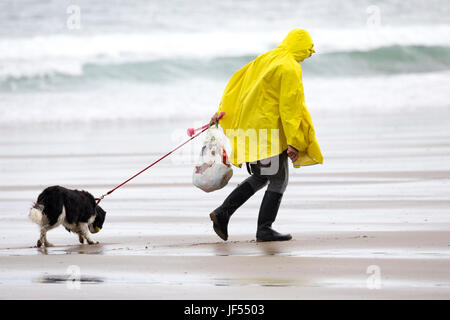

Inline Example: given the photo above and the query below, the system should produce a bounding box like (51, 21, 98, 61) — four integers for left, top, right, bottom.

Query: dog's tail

(29, 203, 44, 225)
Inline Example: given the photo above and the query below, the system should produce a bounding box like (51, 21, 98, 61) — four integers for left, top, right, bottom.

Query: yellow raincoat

(217, 28, 323, 168)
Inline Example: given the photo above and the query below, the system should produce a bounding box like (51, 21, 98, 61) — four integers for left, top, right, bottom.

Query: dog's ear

(96, 206, 106, 215)
(95, 206, 106, 223)
(93, 206, 106, 231)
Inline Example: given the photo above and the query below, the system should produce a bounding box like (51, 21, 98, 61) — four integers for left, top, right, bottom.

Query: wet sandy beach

(0, 113, 449, 299)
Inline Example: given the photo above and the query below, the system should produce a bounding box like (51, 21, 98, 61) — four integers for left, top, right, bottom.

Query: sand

(0, 112, 449, 300)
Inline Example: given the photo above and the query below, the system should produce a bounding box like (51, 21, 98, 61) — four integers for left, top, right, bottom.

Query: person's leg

(256, 150, 292, 241)
(210, 165, 269, 241)
(266, 150, 289, 194)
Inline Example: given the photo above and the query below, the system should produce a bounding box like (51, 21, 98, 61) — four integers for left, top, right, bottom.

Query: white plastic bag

(193, 126, 233, 192)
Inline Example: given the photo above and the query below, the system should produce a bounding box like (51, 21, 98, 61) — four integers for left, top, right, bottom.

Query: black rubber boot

(210, 182, 255, 241)
(256, 190, 292, 242)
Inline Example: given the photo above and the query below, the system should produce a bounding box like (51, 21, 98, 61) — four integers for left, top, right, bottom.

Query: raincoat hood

(217, 28, 323, 169)
(277, 28, 315, 62)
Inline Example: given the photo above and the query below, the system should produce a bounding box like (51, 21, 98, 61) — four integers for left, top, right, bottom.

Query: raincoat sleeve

(279, 67, 308, 152)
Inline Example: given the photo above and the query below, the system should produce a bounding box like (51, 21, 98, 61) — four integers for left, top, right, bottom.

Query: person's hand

(210, 113, 219, 125)
(287, 145, 298, 163)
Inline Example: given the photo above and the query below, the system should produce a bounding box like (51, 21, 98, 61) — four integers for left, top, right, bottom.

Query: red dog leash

(95, 112, 225, 205)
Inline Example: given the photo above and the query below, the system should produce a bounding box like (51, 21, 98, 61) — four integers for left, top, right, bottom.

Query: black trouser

(243, 149, 289, 194)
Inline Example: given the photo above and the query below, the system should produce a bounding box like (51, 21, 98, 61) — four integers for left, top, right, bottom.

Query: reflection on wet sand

(32, 244, 106, 256)
(256, 242, 285, 256)
(36, 274, 104, 285)
(54, 244, 106, 255)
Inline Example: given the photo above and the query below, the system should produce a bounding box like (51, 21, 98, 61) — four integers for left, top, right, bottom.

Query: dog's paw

(44, 242, 54, 247)
(36, 240, 42, 248)
(78, 235, 84, 244)
(87, 240, 99, 245)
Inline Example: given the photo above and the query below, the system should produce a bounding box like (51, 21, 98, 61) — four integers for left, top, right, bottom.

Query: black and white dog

(29, 186, 106, 247)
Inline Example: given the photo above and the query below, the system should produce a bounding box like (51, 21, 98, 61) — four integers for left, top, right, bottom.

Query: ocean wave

(1, 25, 449, 76)
(3, 25, 450, 59)
(304, 45, 450, 76)
(1, 44, 449, 91)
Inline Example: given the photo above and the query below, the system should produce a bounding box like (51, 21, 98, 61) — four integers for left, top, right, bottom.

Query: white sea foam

(1, 25, 449, 80)
(0, 70, 448, 124)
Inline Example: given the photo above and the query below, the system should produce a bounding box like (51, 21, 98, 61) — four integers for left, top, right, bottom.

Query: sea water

(0, 0, 449, 124)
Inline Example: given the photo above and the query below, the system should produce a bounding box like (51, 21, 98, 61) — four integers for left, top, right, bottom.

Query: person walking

(209, 29, 323, 242)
